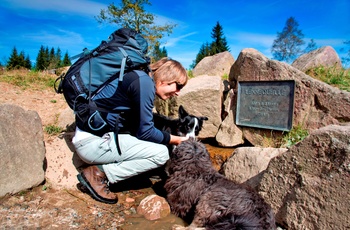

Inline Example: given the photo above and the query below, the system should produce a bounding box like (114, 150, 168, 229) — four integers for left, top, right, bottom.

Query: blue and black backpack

(55, 28, 150, 154)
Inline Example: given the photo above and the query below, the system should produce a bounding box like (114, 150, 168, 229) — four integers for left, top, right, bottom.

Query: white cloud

(2, 0, 107, 16)
(164, 32, 198, 47)
(312, 38, 346, 47)
(22, 29, 88, 48)
(153, 14, 179, 26)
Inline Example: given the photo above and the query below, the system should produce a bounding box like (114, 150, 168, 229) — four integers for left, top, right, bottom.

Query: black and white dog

(153, 105, 208, 139)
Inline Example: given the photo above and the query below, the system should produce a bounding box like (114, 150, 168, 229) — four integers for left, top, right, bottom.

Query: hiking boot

(77, 166, 118, 204)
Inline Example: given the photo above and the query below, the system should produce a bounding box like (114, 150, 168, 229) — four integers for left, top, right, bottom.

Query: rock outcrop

(158, 48, 349, 148)
(192, 51, 234, 77)
(258, 123, 350, 229)
(292, 46, 342, 72)
(226, 48, 350, 146)
(174, 75, 224, 139)
(222, 147, 288, 190)
(0, 104, 46, 197)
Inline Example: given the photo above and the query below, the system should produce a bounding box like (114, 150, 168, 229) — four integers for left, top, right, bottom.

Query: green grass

(44, 125, 63, 135)
(187, 69, 194, 79)
(306, 66, 350, 92)
(0, 69, 57, 90)
(282, 124, 309, 147)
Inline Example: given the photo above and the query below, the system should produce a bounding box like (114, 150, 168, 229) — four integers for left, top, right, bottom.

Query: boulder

(170, 75, 224, 139)
(229, 48, 350, 146)
(258, 123, 350, 229)
(222, 147, 287, 190)
(46, 106, 82, 189)
(44, 131, 85, 189)
(57, 106, 75, 131)
(215, 88, 244, 147)
(0, 104, 45, 197)
(193, 51, 234, 77)
(292, 46, 342, 72)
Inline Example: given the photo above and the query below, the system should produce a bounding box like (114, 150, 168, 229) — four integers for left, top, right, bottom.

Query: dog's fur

(153, 105, 208, 138)
(164, 138, 276, 230)
(153, 105, 208, 179)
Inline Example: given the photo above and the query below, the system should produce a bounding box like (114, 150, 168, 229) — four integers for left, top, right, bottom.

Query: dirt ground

(0, 81, 233, 229)
(0, 81, 186, 229)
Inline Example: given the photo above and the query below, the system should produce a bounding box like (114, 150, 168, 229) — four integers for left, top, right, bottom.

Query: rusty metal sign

(236, 80, 295, 131)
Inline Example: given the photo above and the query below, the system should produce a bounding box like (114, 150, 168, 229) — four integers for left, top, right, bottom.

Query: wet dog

(164, 138, 276, 230)
(153, 105, 208, 179)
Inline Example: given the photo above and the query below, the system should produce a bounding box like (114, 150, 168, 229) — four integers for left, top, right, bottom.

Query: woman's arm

(169, 135, 188, 145)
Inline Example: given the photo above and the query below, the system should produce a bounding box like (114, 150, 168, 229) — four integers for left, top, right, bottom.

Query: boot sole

(77, 173, 118, 204)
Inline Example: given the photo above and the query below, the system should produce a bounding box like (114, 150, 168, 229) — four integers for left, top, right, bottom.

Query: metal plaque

(236, 80, 295, 131)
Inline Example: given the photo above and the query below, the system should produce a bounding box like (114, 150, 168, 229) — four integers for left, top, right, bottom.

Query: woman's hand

(169, 135, 189, 145)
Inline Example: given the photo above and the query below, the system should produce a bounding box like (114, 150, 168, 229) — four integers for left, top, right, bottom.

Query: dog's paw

(171, 224, 186, 230)
(171, 224, 205, 230)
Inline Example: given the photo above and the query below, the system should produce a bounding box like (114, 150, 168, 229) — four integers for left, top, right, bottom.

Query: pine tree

(18, 51, 26, 68)
(271, 17, 305, 63)
(210, 21, 230, 53)
(191, 42, 212, 68)
(56, 48, 62, 68)
(152, 42, 168, 61)
(7, 47, 31, 70)
(36, 45, 46, 71)
(24, 55, 32, 69)
(96, 0, 176, 56)
(44, 46, 50, 69)
(61, 51, 71, 67)
(7, 47, 19, 70)
(192, 22, 230, 68)
(48, 47, 56, 69)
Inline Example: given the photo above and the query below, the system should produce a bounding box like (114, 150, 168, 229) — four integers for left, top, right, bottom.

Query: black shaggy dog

(164, 138, 276, 230)
(153, 105, 208, 179)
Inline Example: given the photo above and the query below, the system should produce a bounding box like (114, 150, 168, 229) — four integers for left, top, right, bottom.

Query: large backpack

(55, 28, 150, 154)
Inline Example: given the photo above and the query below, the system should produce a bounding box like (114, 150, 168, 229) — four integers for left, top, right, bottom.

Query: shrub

(0, 69, 57, 90)
(307, 66, 350, 92)
(282, 124, 309, 147)
(44, 125, 63, 135)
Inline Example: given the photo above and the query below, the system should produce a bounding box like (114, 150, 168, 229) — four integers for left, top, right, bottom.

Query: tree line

(93, 1, 350, 68)
(3, 1, 349, 71)
(5, 46, 71, 71)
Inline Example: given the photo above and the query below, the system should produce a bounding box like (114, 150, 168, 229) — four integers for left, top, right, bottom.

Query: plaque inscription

(236, 80, 295, 131)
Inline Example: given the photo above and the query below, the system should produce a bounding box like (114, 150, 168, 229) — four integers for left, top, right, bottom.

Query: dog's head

(170, 138, 212, 171)
(177, 105, 208, 138)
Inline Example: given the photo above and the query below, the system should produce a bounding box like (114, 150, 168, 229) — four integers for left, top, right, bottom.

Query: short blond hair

(150, 57, 188, 86)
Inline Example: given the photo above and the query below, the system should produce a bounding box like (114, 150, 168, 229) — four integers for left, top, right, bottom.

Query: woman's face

(155, 81, 184, 100)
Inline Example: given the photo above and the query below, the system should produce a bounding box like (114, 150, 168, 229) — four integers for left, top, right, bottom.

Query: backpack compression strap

(118, 47, 128, 82)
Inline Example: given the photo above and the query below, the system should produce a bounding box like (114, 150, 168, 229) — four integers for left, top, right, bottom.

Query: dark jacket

(90, 70, 170, 145)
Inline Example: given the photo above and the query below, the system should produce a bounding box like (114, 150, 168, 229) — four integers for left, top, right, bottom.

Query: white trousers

(72, 132, 169, 183)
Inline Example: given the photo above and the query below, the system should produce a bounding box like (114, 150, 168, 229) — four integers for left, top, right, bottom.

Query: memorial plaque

(236, 80, 295, 131)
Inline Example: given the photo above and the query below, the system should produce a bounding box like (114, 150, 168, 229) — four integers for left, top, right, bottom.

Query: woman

(72, 57, 189, 204)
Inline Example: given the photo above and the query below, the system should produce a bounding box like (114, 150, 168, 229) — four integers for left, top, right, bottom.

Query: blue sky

(1, 0, 349, 69)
